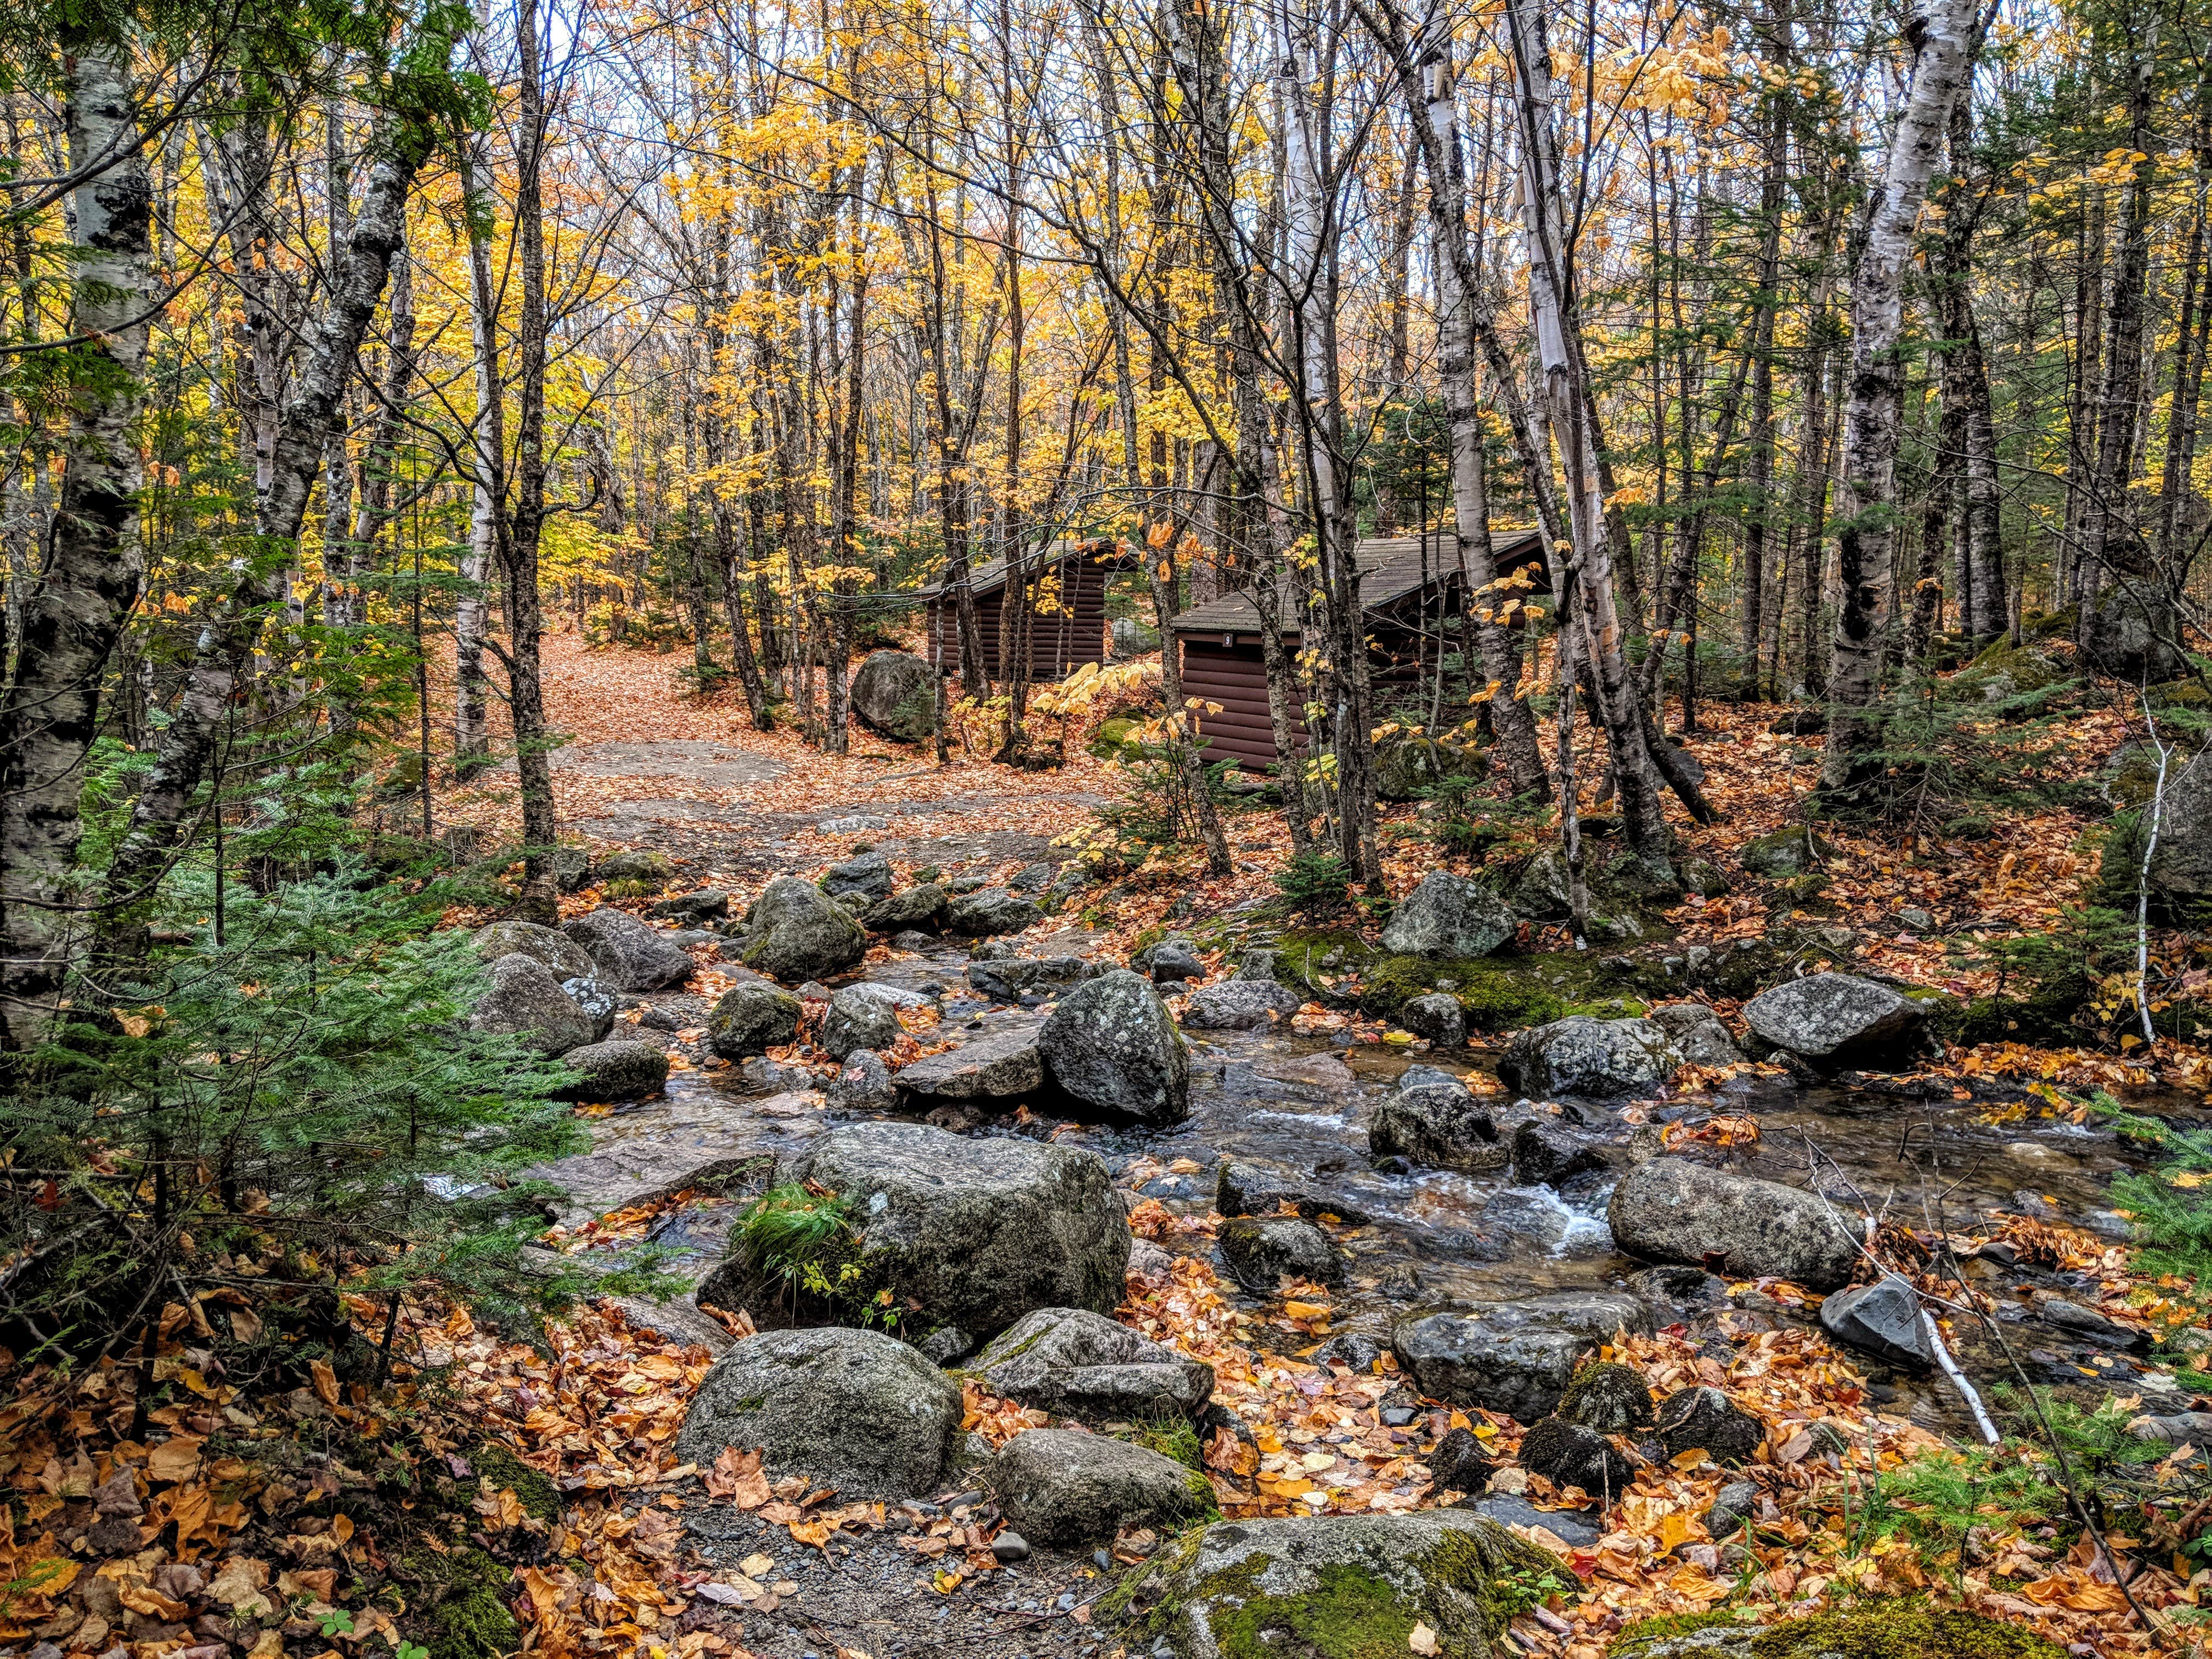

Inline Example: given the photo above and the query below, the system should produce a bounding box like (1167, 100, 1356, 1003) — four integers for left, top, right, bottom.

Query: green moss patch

(468, 1443, 561, 1522)
(1205, 1560, 1421, 1658)
(1605, 1604, 2068, 1659)
(401, 1544, 520, 1659)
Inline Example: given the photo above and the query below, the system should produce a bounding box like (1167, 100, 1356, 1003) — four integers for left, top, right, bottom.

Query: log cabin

(920, 538, 1131, 684)
(1167, 527, 1547, 771)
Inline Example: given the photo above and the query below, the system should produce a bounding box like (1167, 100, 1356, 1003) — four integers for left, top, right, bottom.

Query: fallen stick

(1921, 1308, 1999, 1445)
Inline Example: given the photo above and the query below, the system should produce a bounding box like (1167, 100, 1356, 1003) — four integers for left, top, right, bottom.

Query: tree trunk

(454, 119, 500, 774)
(1739, 66, 1787, 700)
(1819, 0, 1978, 802)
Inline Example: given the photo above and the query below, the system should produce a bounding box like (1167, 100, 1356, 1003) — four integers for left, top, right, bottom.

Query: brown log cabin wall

(926, 553, 1112, 683)
(1181, 629, 1424, 771)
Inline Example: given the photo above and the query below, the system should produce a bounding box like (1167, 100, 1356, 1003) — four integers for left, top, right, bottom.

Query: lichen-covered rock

(1499, 1016, 1680, 1099)
(2149, 745, 2212, 917)
(1104, 1510, 1563, 1659)
(1741, 972, 1927, 1063)
(1819, 1278, 1936, 1371)
(1381, 871, 1518, 958)
(861, 883, 950, 934)
(1392, 1293, 1652, 1423)
(1737, 827, 1829, 878)
(1218, 1217, 1345, 1289)
(972, 1307, 1215, 1421)
(1652, 1386, 1764, 1466)
(1607, 1158, 1859, 1291)
(827, 1047, 898, 1111)
(1647, 1003, 1742, 1066)
(821, 983, 905, 1060)
(988, 1430, 1211, 1548)
(595, 849, 672, 889)
(674, 1327, 961, 1500)
(1179, 980, 1302, 1030)
(1401, 992, 1468, 1048)
(1504, 845, 1576, 921)
(1214, 1164, 1372, 1226)
(472, 919, 594, 980)
(706, 981, 803, 1059)
(554, 1039, 670, 1102)
(947, 886, 1041, 938)
(894, 1019, 1045, 1098)
(1555, 1362, 1654, 1432)
(1368, 1069, 1504, 1171)
(2081, 587, 2190, 685)
(740, 876, 868, 981)
(850, 650, 936, 743)
(966, 955, 1099, 1004)
(1607, 1606, 2069, 1659)
(1040, 970, 1190, 1125)
(561, 907, 697, 990)
(761, 1123, 1130, 1339)
(470, 953, 597, 1056)
(1520, 1417, 1637, 1501)
(822, 850, 894, 901)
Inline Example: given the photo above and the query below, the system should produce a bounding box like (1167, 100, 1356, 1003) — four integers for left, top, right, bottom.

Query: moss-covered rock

(1606, 1604, 2069, 1658)
(469, 1443, 561, 1521)
(402, 1545, 521, 1659)
(1555, 1362, 1655, 1432)
(1357, 950, 1655, 1028)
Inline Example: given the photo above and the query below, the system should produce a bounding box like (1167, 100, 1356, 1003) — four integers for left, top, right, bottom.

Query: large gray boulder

(2082, 585, 2191, 684)
(861, 883, 950, 934)
(972, 1308, 1214, 1421)
(472, 918, 594, 980)
(894, 1020, 1045, 1098)
(1820, 1277, 1935, 1370)
(776, 1123, 1130, 1339)
(561, 907, 696, 991)
(2149, 745, 2212, 916)
(822, 850, 894, 901)
(554, 1039, 670, 1102)
(1505, 845, 1575, 921)
(741, 875, 868, 982)
(1108, 1511, 1561, 1659)
(1380, 871, 1517, 958)
(1499, 1015, 1680, 1099)
(471, 952, 598, 1056)
(1368, 1069, 1505, 1171)
(986, 1430, 1211, 1549)
(1648, 1002, 1743, 1066)
(966, 956, 1099, 1005)
(947, 886, 1041, 938)
(674, 1327, 962, 1500)
(1609, 1158, 1860, 1291)
(1178, 980, 1301, 1030)
(1741, 972, 1927, 1063)
(1219, 1217, 1344, 1288)
(706, 981, 803, 1058)
(850, 649, 938, 743)
(1040, 970, 1190, 1124)
(1392, 1293, 1652, 1423)
(822, 983, 906, 1060)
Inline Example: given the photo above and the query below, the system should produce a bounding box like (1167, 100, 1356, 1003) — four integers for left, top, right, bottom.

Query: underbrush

(729, 1182, 899, 1330)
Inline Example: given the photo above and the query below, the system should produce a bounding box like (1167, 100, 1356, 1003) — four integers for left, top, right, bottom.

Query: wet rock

(986, 1430, 1210, 1548)
(965, 955, 1098, 1004)
(849, 649, 937, 743)
(1180, 980, 1302, 1030)
(895, 1019, 1045, 1098)
(1463, 1492, 1600, 1548)
(554, 1039, 670, 1103)
(1039, 970, 1190, 1124)
(1133, 936, 1205, 983)
(562, 907, 697, 991)
(706, 981, 803, 1059)
(1368, 1069, 1504, 1172)
(1380, 871, 1517, 958)
(1426, 1426, 1494, 1496)
(1737, 827, 1830, 878)
(768, 1122, 1129, 1338)
(1519, 1417, 1636, 1500)
(1647, 1003, 1742, 1066)
(890, 928, 940, 952)
(823, 850, 894, 901)
(472, 918, 595, 980)
(861, 883, 951, 934)
(1820, 1278, 1936, 1370)
(471, 953, 597, 1056)
(596, 849, 673, 889)
(947, 886, 1041, 938)
(1509, 1119, 1610, 1188)
(1626, 1266, 1731, 1321)
(821, 983, 906, 1060)
(1214, 1163, 1373, 1226)
(1400, 992, 1467, 1048)
(2035, 1296, 2148, 1350)
(1392, 1293, 1652, 1423)
(1654, 1386, 1765, 1466)
(738, 1056, 816, 1093)
(1499, 1016, 1680, 1099)
(1741, 972, 1928, 1064)
(675, 1327, 961, 1500)
(740, 876, 868, 982)
(1218, 1217, 1344, 1288)
(651, 888, 730, 923)
(971, 1307, 1214, 1421)
(827, 1048, 898, 1111)
(1607, 1158, 1860, 1292)
(1555, 1362, 1655, 1432)
(1110, 1511, 1563, 1658)
(1311, 1333, 1385, 1374)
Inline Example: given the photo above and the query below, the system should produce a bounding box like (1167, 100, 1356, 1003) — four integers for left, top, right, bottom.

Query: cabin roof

(1165, 527, 1547, 636)
(918, 538, 1134, 602)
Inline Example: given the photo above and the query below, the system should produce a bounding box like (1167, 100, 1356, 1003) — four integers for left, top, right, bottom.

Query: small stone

(1520, 1417, 1637, 1500)
(1398, 992, 1466, 1048)
(991, 1532, 1030, 1564)
(1425, 1426, 1493, 1495)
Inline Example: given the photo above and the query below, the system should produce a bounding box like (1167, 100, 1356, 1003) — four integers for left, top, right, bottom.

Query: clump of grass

(732, 1183, 898, 1330)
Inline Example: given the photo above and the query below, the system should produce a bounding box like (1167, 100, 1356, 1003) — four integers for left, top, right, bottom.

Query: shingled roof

(1165, 527, 1547, 636)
